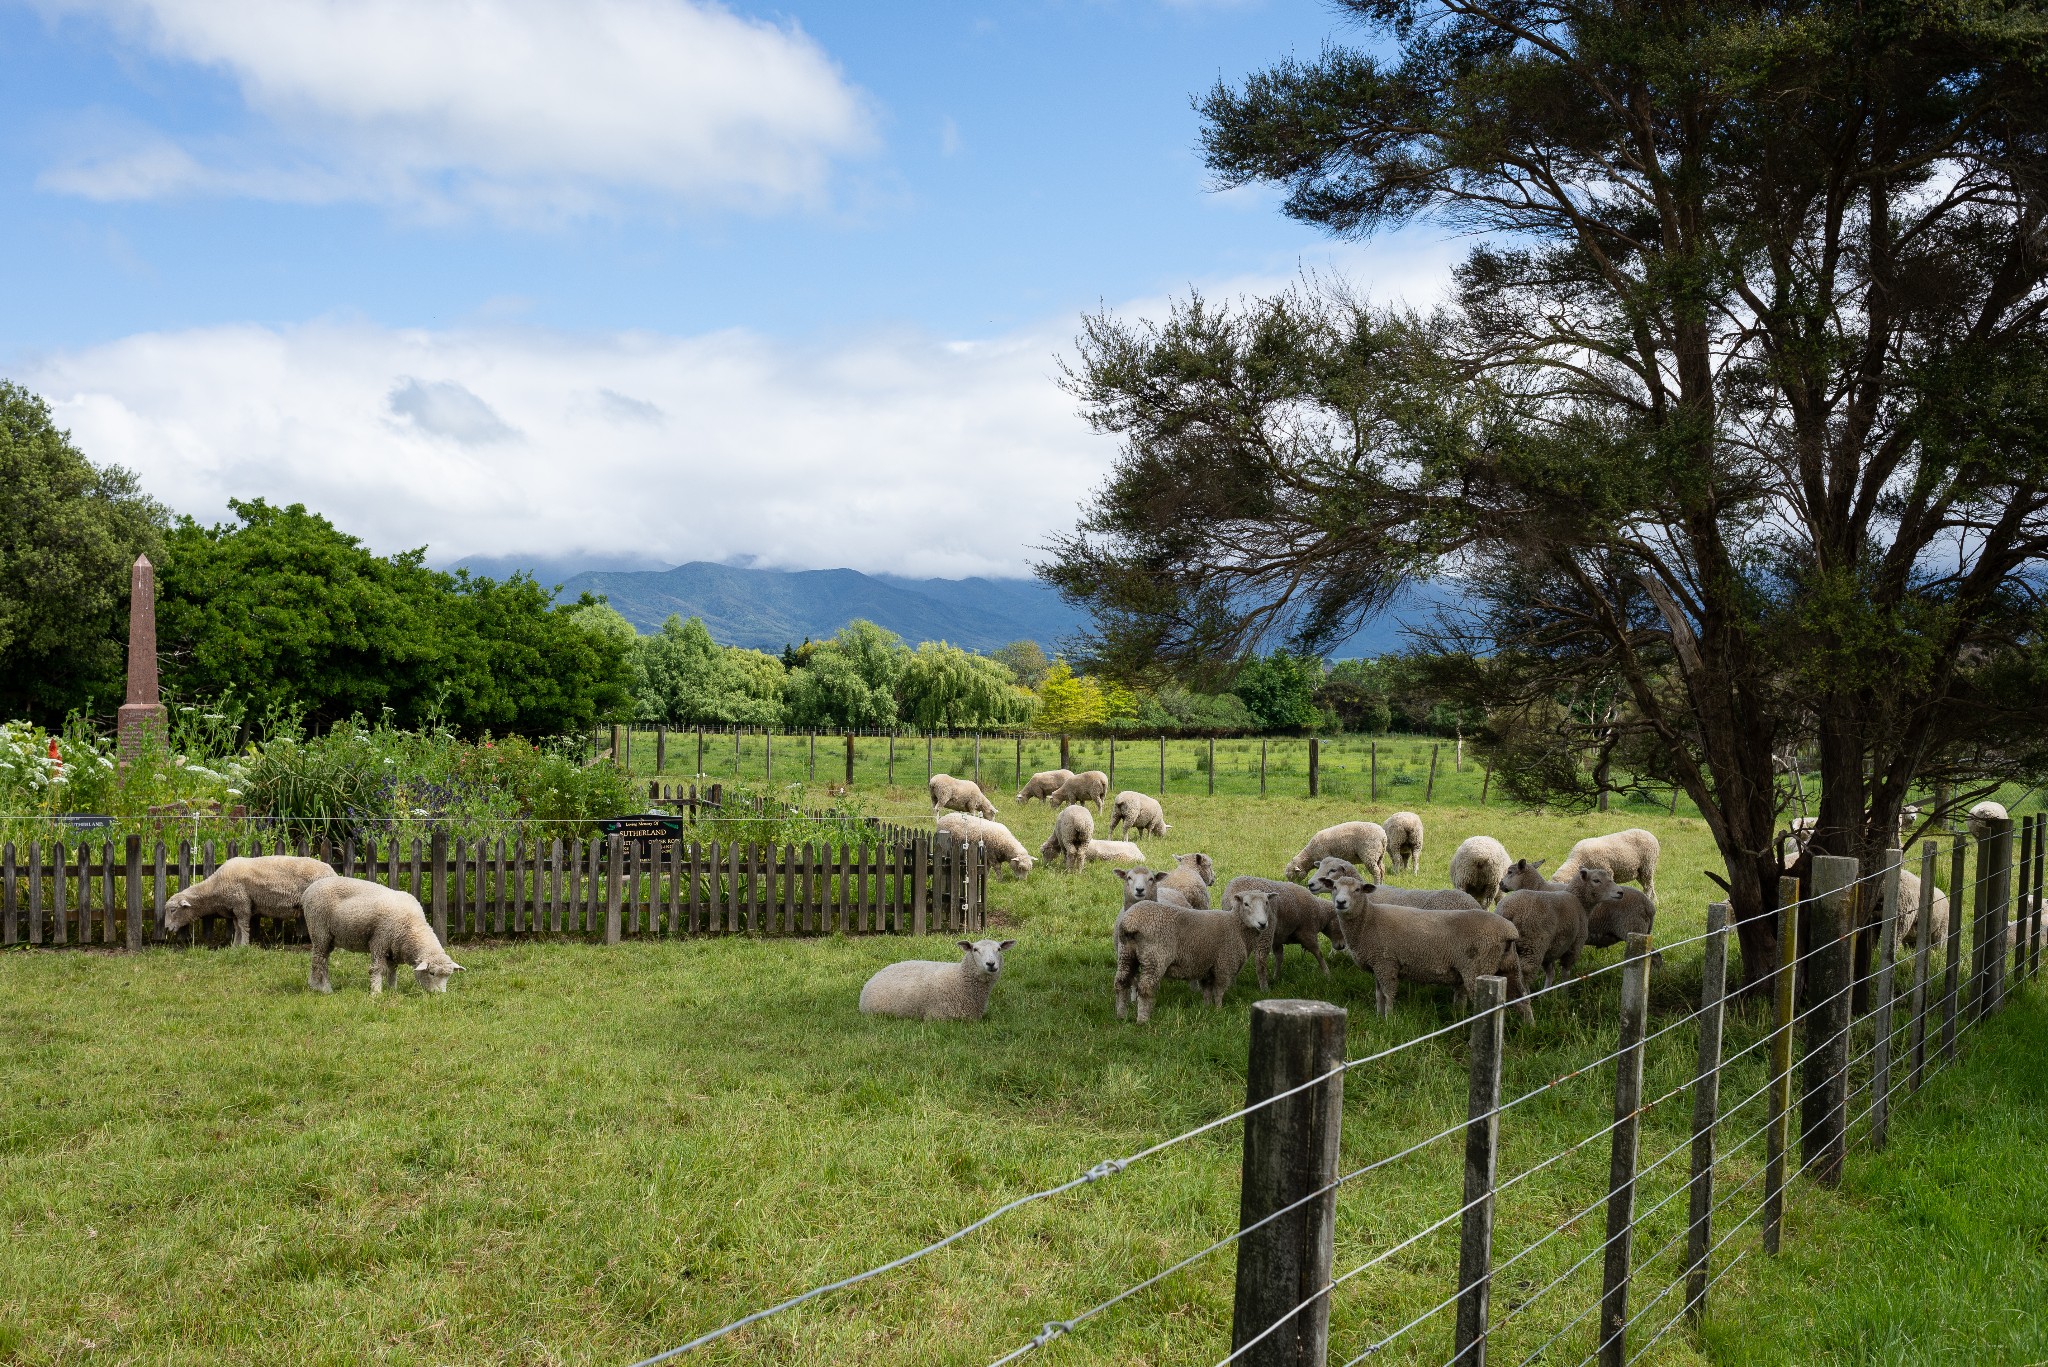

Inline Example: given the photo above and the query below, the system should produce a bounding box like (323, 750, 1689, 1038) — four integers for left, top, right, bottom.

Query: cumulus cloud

(34, 0, 878, 218)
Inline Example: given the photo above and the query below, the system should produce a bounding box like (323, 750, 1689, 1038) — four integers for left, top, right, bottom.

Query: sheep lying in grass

(1384, 812, 1424, 873)
(1968, 801, 2009, 840)
(163, 854, 337, 947)
(935, 813, 1034, 877)
(1016, 769, 1073, 805)
(1080, 839, 1149, 866)
(302, 876, 462, 995)
(1283, 822, 1388, 883)
(1224, 874, 1338, 988)
(1157, 853, 1215, 909)
(1449, 836, 1512, 908)
(929, 773, 998, 819)
(1304, 857, 1480, 909)
(1039, 803, 1095, 871)
(1109, 790, 1171, 840)
(1555, 828, 1661, 902)
(860, 938, 1015, 1021)
(1114, 887, 1270, 1023)
(1496, 868, 1626, 995)
(1327, 876, 1530, 1022)
(1117, 867, 1192, 909)
(1051, 769, 1111, 811)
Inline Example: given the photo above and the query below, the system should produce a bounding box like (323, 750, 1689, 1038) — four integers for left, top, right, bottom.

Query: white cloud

(34, 0, 878, 218)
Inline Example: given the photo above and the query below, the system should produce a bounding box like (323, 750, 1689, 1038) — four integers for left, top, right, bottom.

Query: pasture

(1, 790, 2039, 1365)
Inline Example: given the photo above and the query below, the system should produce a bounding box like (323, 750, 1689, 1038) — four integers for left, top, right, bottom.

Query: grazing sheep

(1499, 857, 1559, 895)
(1496, 868, 1626, 994)
(935, 813, 1034, 877)
(1896, 867, 1951, 949)
(1156, 853, 1216, 910)
(1305, 857, 1480, 909)
(1224, 874, 1339, 988)
(1079, 839, 1149, 866)
(1555, 828, 1661, 902)
(1113, 887, 1270, 1023)
(929, 773, 998, 819)
(1116, 867, 1193, 909)
(163, 854, 338, 947)
(302, 877, 462, 995)
(860, 938, 1016, 1021)
(1283, 822, 1389, 883)
(1449, 836, 1512, 908)
(1109, 790, 1172, 840)
(1968, 801, 2009, 840)
(1328, 876, 1531, 1022)
(1039, 803, 1096, 872)
(1051, 769, 1111, 811)
(1016, 769, 1074, 805)
(1384, 812, 1424, 873)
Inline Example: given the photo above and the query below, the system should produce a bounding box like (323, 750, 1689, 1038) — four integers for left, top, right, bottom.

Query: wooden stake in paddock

(888, 734, 895, 786)
(1909, 842, 1937, 1093)
(1370, 741, 1379, 802)
(1595, 933, 1653, 1367)
(1942, 836, 1966, 1061)
(1307, 737, 1320, 798)
(1870, 848, 1903, 1150)
(845, 733, 855, 788)
(1209, 737, 1216, 796)
(656, 725, 666, 774)
(1454, 975, 1506, 1366)
(1803, 855, 1857, 1188)
(1684, 904, 1731, 1319)
(125, 835, 142, 951)
(1764, 877, 1797, 1259)
(1426, 743, 1440, 803)
(1260, 738, 1268, 796)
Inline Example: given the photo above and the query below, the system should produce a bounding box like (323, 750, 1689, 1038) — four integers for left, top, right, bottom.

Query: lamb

(1968, 801, 2009, 840)
(935, 813, 1035, 877)
(162, 854, 338, 947)
(1015, 768, 1074, 805)
(1113, 886, 1270, 1023)
(1495, 867, 1626, 994)
(1304, 857, 1480, 909)
(1282, 821, 1388, 883)
(1327, 876, 1531, 1022)
(859, 938, 1016, 1021)
(1383, 812, 1424, 873)
(1039, 803, 1096, 872)
(929, 773, 998, 819)
(1555, 828, 1661, 902)
(1224, 874, 1339, 988)
(1079, 839, 1149, 866)
(1449, 835, 1512, 908)
(1586, 885, 1657, 950)
(1499, 857, 1560, 895)
(1051, 769, 1111, 811)
(1109, 790, 1172, 840)
(301, 876, 462, 995)
(1156, 852, 1216, 910)
(1116, 867, 1193, 909)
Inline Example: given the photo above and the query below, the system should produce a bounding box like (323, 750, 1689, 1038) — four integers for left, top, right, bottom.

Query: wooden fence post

(611, 723, 624, 765)
(1231, 999, 1347, 1367)
(1308, 737, 1320, 798)
(2, 842, 14, 948)
(1260, 738, 1268, 796)
(1684, 904, 1730, 1318)
(428, 828, 448, 941)
(656, 725, 667, 774)
(1870, 848, 1902, 1149)
(1803, 855, 1857, 1187)
(696, 725, 705, 776)
(1426, 743, 1440, 803)
(1595, 932, 1653, 1367)
(888, 733, 896, 786)
(1986, 817, 2013, 1015)
(1453, 976, 1506, 1366)
(605, 835, 624, 945)
(927, 732, 934, 782)
(1942, 836, 1966, 1061)
(1370, 741, 1378, 801)
(123, 835, 142, 951)
(2031, 813, 2045, 979)
(765, 730, 773, 784)
(1209, 737, 1216, 797)
(1908, 841, 1936, 1093)
(845, 734, 855, 787)
(1016, 735, 1024, 790)
(1060, 734, 1070, 771)
(1479, 764, 1489, 805)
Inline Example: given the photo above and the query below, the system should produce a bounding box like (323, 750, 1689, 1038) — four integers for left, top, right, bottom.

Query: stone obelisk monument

(117, 553, 167, 761)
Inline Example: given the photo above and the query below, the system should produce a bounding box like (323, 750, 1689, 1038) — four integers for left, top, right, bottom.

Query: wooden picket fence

(0, 827, 990, 950)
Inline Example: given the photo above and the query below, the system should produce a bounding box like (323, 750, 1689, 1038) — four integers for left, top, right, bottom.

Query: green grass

(0, 792, 2037, 1365)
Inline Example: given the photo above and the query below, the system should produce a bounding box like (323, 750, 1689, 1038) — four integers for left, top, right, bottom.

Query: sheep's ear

(959, 940, 976, 952)
(998, 939, 1016, 951)
(1115, 869, 1133, 885)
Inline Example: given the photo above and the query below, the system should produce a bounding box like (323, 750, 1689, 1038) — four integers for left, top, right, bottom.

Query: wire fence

(625, 817, 2040, 1365)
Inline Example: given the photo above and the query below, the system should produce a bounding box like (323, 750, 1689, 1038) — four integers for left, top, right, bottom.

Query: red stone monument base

(118, 702, 167, 763)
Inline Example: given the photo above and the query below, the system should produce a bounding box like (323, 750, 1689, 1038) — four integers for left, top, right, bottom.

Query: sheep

(1555, 828, 1661, 902)
(1224, 874, 1339, 988)
(1327, 875, 1531, 1022)
(1968, 801, 2009, 840)
(1283, 821, 1388, 883)
(1449, 835, 1512, 908)
(162, 854, 338, 947)
(935, 813, 1034, 877)
(1039, 803, 1095, 872)
(1496, 867, 1626, 994)
(1016, 768, 1073, 805)
(1896, 867, 1951, 949)
(1113, 887, 1270, 1023)
(301, 876, 462, 995)
(860, 938, 1016, 1021)
(1304, 857, 1480, 909)
(929, 773, 998, 819)
(1157, 852, 1216, 910)
(1079, 839, 1149, 866)
(1499, 857, 1559, 895)
(1116, 867, 1193, 909)
(1109, 790, 1172, 840)
(1051, 769, 1111, 811)
(1383, 812, 1424, 873)
(1586, 885, 1657, 950)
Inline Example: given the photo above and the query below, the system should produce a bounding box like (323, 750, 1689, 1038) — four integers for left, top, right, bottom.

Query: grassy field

(1, 791, 2038, 1365)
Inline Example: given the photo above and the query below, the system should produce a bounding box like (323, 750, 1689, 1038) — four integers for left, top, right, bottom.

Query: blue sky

(1, 1, 1456, 577)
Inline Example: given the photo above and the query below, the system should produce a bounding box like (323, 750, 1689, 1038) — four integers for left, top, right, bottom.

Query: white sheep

(1157, 852, 1215, 909)
(859, 938, 1016, 1021)
(1079, 839, 1149, 866)
(1968, 801, 2009, 840)
(1383, 812, 1424, 873)
(1327, 876, 1531, 1022)
(935, 812, 1034, 877)
(1116, 867, 1193, 909)
(1895, 867, 1951, 949)
(1051, 769, 1111, 811)
(302, 876, 462, 995)
(1113, 887, 1270, 1023)
(1304, 857, 1480, 909)
(1016, 769, 1073, 805)
(1449, 835, 1512, 908)
(1224, 874, 1339, 987)
(929, 773, 998, 819)
(163, 854, 337, 947)
(1555, 828, 1661, 902)
(1109, 790, 1172, 840)
(1039, 803, 1096, 872)
(1283, 821, 1388, 883)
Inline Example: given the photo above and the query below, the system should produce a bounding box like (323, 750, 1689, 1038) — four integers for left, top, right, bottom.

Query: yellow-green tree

(1032, 661, 1107, 732)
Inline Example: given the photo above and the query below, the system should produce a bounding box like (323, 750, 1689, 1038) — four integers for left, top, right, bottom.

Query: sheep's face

(1500, 858, 1549, 894)
(161, 884, 215, 932)
(1574, 868, 1620, 905)
(1304, 858, 1357, 896)
(1230, 890, 1271, 935)
(959, 939, 1014, 977)
(415, 958, 463, 993)
(1008, 854, 1034, 878)
(1329, 876, 1378, 916)
(1116, 868, 1163, 902)
(1176, 853, 1216, 885)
